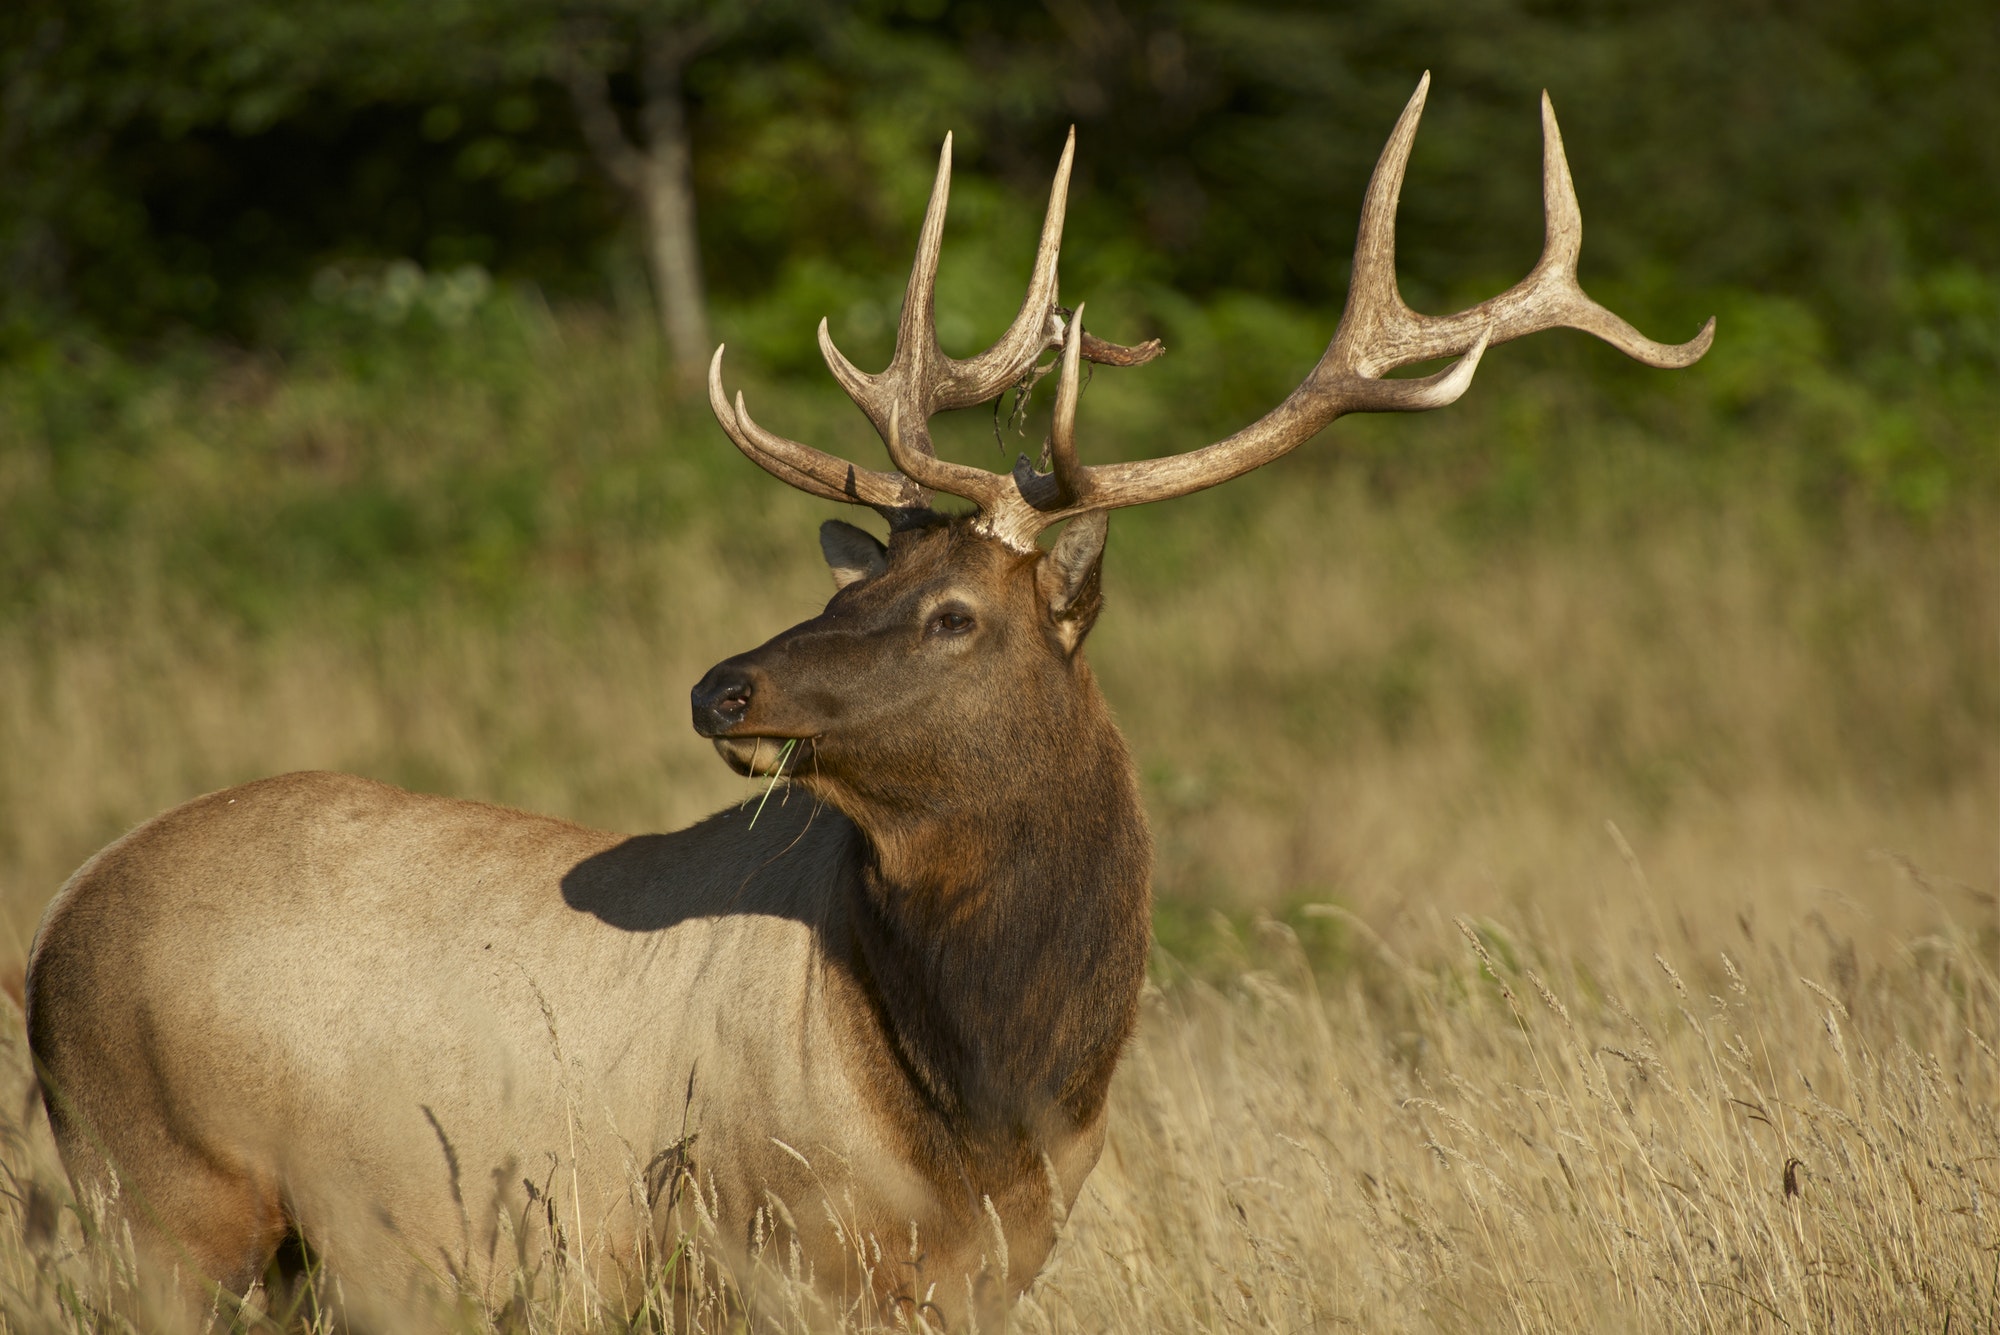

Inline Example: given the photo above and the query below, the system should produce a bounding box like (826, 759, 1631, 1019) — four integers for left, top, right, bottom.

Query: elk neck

(825, 663, 1152, 1156)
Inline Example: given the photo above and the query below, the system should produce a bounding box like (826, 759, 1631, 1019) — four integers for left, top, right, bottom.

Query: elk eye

(931, 609, 974, 636)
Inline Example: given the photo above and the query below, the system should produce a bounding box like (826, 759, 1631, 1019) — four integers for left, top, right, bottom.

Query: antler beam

(975, 74, 1713, 547)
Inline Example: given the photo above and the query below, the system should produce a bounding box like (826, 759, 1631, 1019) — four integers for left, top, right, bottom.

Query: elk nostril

(691, 665, 757, 732)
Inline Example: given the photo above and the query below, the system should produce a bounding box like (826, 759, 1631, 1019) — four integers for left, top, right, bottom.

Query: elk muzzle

(691, 657, 815, 777)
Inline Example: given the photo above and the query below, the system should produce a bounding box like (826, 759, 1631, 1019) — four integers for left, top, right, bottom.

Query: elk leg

(52, 1110, 289, 1302)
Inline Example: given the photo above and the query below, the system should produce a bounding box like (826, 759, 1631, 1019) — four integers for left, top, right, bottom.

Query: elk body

(26, 77, 1709, 1327)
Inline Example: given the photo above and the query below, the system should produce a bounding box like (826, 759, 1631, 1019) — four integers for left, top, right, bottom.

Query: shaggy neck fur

(820, 669, 1151, 1182)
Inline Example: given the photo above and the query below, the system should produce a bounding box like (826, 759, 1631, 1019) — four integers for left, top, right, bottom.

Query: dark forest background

(7, 1, 1998, 368)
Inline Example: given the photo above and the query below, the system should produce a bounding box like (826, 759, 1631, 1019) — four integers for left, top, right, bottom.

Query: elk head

(692, 74, 1713, 821)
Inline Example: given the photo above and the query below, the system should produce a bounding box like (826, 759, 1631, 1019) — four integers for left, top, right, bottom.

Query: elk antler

(709, 130, 1162, 523)
(709, 76, 1711, 551)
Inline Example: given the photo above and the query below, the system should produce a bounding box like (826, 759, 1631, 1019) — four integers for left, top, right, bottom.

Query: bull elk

(27, 76, 1709, 1327)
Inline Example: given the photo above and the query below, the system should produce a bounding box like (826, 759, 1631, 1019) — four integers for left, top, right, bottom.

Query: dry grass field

(0, 312, 1994, 1330)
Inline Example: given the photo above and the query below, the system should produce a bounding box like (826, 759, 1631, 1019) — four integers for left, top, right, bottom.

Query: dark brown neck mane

(828, 672, 1151, 1189)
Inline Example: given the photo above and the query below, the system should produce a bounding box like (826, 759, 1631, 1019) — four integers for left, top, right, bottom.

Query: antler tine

(1312, 72, 1502, 394)
(817, 131, 1076, 492)
(880, 399, 1013, 511)
(1045, 301, 1087, 508)
(940, 126, 1075, 408)
(817, 135, 955, 456)
(1508, 92, 1715, 367)
(1330, 72, 1429, 374)
(708, 346, 927, 513)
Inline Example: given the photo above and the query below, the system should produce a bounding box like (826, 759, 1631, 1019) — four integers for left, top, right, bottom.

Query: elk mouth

(711, 736, 815, 779)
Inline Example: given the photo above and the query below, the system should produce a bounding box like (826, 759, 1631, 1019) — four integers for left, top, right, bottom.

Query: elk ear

(820, 520, 888, 589)
(1037, 511, 1108, 654)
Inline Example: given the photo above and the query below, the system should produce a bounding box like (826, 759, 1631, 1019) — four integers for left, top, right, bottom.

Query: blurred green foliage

(1, 0, 1997, 627)
(6, 1, 2000, 359)
(1, 276, 1991, 636)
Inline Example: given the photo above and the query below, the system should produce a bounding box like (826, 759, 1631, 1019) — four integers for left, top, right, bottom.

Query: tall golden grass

(3, 862, 1996, 1331)
(0, 314, 1993, 1328)
(3, 469, 1990, 951)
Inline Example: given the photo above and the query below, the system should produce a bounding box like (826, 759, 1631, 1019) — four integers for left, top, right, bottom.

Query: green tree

(0, 0, 816, 368)
(556, 4, 796, 378)
(8, 0, 2000, 387)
